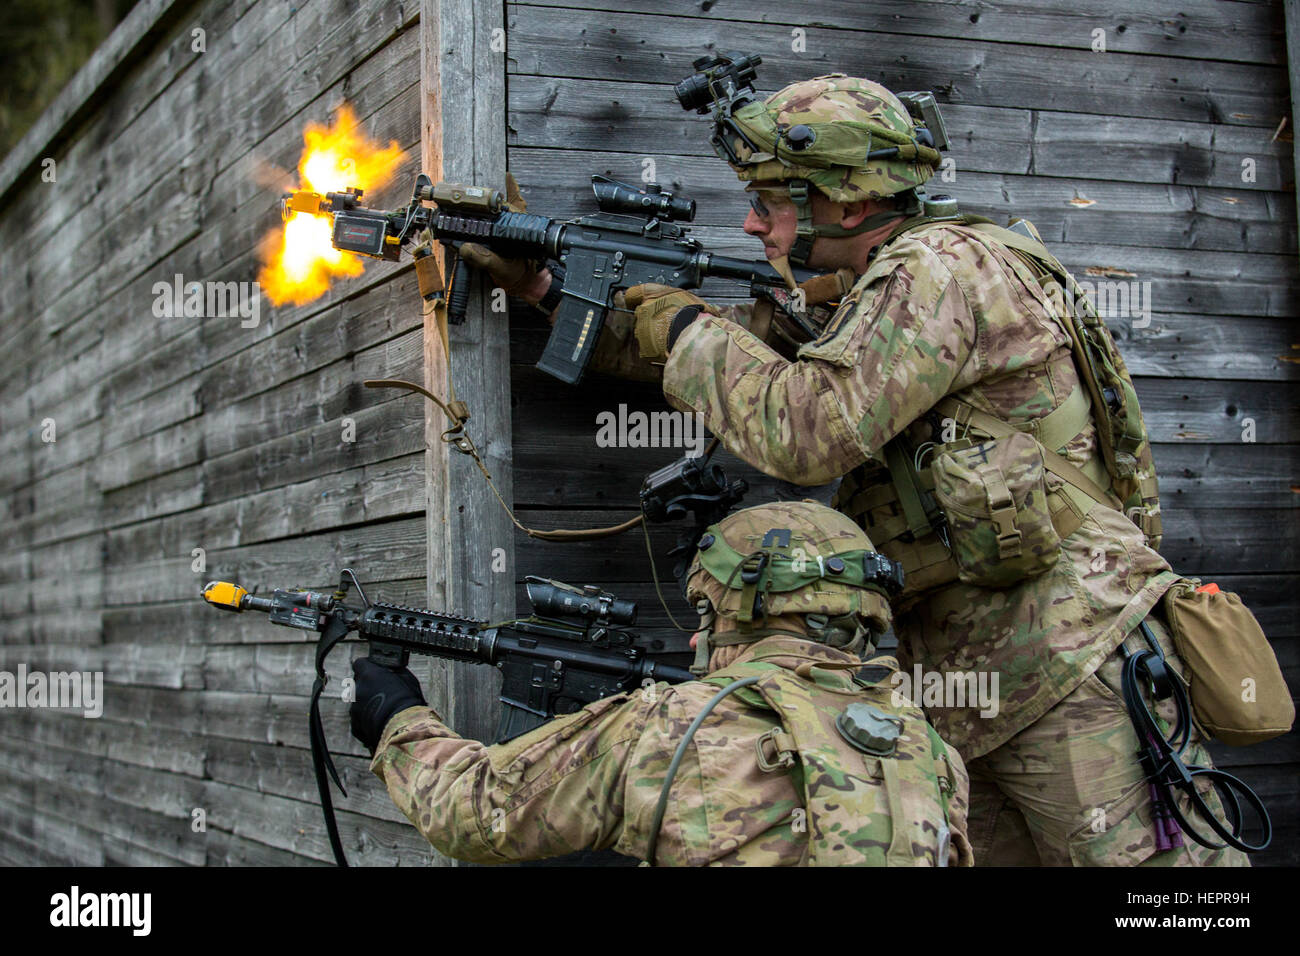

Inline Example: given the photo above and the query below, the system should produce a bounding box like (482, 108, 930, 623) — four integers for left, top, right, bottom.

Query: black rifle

(281, 173, 815, 384)
(202, 571, 692, 866)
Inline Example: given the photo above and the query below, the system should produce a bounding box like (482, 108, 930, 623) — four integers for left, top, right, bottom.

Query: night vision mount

(641, 452, 749, 585)
(673, 50, 949, 165)
(674, 52, 764, 115)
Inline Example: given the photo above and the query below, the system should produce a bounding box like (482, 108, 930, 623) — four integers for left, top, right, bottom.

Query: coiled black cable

(1120, 621, 1271, 853)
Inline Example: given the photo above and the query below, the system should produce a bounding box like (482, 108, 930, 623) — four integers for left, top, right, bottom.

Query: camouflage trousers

(967, 616, 1251, 867)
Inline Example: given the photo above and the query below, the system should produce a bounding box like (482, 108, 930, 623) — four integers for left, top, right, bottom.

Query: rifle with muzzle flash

(281, 173, 816, 384)
(202, 570, 692, 866)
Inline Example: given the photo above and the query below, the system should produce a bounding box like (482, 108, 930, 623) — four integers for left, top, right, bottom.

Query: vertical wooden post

(1286, 0, 1300, 239)
(419, 0, 513, 838)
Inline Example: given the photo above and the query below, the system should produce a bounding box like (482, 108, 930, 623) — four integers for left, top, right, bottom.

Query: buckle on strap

(740, 553, 768, 584)
(737, 552, 769, 623)
(756, 727, 798, 772)
(983, 470, 1022, 559)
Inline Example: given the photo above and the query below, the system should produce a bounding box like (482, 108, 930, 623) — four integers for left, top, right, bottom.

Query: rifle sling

(311, 614, 355, 867)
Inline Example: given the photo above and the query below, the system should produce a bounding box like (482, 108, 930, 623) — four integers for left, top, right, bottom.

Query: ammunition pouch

(932, 431, 1062, 588)
(963, 219, 1163, 550)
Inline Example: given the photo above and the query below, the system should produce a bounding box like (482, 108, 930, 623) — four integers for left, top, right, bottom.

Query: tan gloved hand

(624, 283, 711, 360)
(503, 171, 527, 213)
(458, 243, 539, 297)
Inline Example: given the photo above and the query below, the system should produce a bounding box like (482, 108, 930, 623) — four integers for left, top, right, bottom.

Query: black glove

(350, 658, 427, 755)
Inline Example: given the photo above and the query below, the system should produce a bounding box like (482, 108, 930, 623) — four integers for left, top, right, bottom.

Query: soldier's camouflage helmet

(685, 501, 897, 649)
(726, 74, 941, 202)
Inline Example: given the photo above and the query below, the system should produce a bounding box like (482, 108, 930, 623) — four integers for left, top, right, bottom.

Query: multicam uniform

(369, 502, 973, 866)
(587, 76, 1248, 866)
(371, 636, 971, 866)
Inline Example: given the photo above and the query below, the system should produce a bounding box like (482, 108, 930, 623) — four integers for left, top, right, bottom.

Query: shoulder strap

(934, 396, 1123, 512)
(874, 212, 995, 258)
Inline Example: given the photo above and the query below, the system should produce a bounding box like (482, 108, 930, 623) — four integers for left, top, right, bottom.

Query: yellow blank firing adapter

(280, 190, 324, 221)
(203, 581, 248, 611)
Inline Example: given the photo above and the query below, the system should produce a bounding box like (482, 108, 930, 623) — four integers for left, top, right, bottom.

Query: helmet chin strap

(786, 180, 919, 269)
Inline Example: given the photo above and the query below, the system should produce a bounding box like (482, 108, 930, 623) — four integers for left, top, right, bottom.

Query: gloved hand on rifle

(350, 658, 428, 755)
(459, 243, 550, 300)
(624, 283, 715, 360)
(458, 172, 552, 300)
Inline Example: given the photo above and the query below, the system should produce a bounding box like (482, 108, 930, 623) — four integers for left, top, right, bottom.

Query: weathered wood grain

(512, 0, 1287, 66)
(506, 76, 1293, 191)
(0, 93, 420, 418)
(1, 0, 1295, 870)
(0, 0, 198, 201)
(1287, 0, 1300, 228)
(419, 0, 516, 769)
(507, 5, 1288, 127)
(0, 0, 417, 350)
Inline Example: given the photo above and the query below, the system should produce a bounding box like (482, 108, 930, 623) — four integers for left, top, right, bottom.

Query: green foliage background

(0, 0, 137, 159)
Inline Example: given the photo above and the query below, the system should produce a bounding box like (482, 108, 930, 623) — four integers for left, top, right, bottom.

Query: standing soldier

(466, 70, 1251, 865)
(352, 502, 972, 866)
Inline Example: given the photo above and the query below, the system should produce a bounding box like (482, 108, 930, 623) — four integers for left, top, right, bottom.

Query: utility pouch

(1161, 580, 1295, 746)
(931, 431, 1061, 588)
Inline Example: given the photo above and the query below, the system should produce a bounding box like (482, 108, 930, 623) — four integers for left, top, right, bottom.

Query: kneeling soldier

(353, 501, 973, 865)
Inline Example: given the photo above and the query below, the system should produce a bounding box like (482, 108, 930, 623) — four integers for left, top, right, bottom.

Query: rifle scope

(592, 175, 695, 223)
(525, 576, 637, 627)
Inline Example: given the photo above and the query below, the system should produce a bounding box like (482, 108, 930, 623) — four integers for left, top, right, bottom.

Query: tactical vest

(829, 211, 1163, 603)
(703, 651, 971, 866)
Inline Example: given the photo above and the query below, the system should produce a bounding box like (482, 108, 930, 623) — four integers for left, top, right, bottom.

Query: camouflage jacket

(593, 221, 1179, 758)
(370, 635, 972, 866)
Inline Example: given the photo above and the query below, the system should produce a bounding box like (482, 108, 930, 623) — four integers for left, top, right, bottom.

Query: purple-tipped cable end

(1164, 812, 1184, 848)
(1149, 783, 1175, 852)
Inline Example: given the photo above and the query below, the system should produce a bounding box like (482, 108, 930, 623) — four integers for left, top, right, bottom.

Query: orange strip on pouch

(1196, 582, 1221, 594)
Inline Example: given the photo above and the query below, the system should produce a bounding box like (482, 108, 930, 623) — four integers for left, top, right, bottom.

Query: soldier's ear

(838, 199, 872, 229)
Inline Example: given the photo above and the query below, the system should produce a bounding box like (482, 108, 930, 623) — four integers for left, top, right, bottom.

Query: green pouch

(931, 431, 1061, 588)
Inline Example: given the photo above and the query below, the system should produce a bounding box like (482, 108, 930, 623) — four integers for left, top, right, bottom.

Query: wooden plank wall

(0, 0, 457, 865)
(504, 0, 1300, 865)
